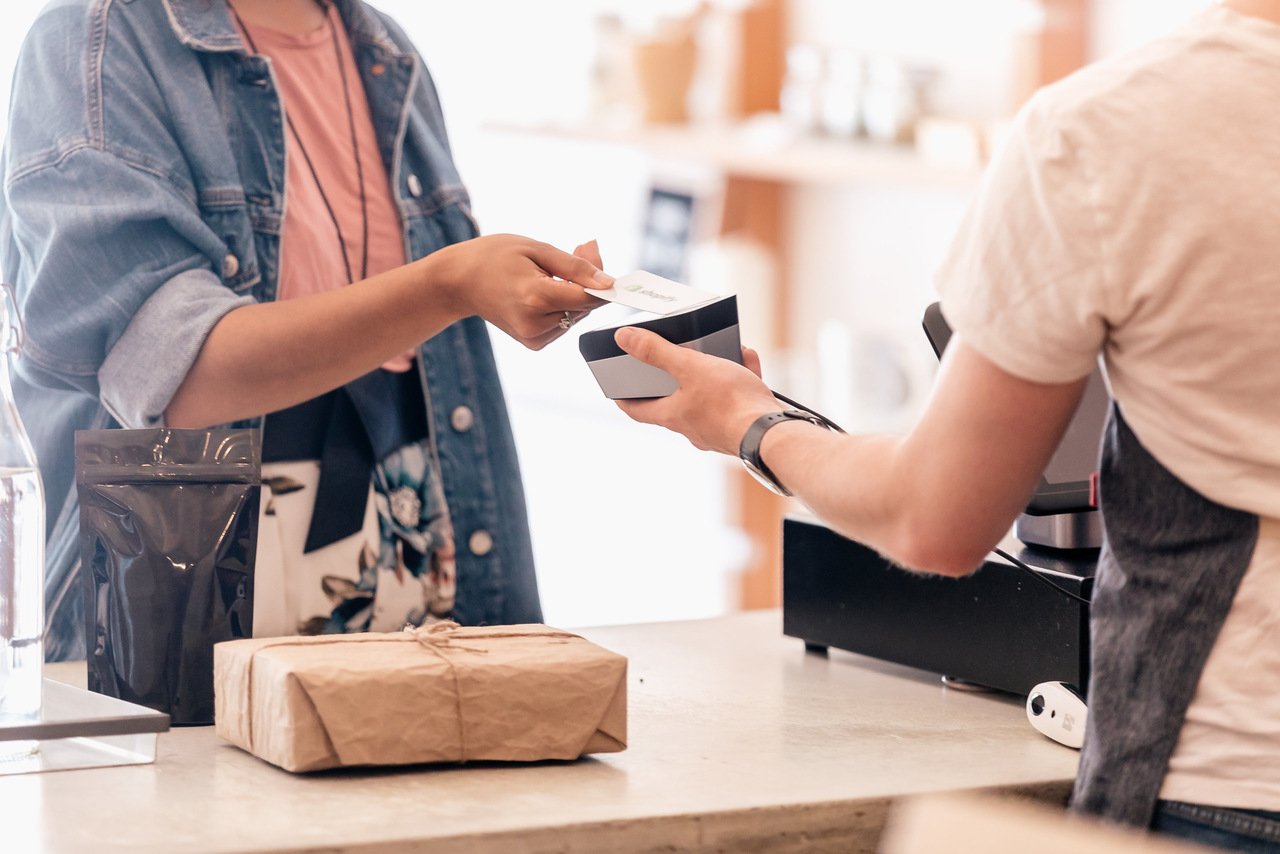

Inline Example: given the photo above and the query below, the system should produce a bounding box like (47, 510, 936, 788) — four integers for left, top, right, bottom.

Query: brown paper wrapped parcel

(214, 622, 627, 772)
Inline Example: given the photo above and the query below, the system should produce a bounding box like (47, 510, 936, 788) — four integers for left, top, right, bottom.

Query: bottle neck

(0, 352, 38, 471)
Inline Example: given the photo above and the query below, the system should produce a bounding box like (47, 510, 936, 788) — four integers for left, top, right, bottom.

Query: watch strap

(739, 410, 822, 497)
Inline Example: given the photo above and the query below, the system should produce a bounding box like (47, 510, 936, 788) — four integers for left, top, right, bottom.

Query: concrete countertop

(3, 610, 1079, 853)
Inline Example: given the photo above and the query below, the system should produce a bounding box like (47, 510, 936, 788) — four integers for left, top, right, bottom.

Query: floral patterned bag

(253, 438, 456, 638)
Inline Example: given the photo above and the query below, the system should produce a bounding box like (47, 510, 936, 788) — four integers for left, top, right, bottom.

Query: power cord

(766, 388, 1093, 608)
(994, 547, 1093, 606)
(769, 389, 847, 434)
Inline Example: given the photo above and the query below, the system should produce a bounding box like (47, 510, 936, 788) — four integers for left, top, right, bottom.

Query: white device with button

(1026, 681, 1088, 749)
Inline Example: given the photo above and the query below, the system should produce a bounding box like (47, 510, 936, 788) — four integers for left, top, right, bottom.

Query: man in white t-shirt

(612, 0, 1280, 847)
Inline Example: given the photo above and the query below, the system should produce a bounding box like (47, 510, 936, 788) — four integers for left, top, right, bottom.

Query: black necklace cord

(230, 1, 369, 285)
(326, 0, 369, 282)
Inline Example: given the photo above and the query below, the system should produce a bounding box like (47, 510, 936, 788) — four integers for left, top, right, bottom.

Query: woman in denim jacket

(0, 0, 611, 659)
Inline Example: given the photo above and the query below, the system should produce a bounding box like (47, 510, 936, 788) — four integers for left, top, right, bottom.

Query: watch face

(742, 456, 790, 497)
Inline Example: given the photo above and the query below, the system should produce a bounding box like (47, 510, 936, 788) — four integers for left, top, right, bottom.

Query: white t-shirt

(936, 5, 1280, 809)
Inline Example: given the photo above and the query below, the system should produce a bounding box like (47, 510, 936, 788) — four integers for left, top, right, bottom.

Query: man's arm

(614, 327, 1087, 577)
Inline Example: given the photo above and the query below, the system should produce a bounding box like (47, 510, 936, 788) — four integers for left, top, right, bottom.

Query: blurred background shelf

(479, 0, 1091, 613)
(486, 121, 983, 190)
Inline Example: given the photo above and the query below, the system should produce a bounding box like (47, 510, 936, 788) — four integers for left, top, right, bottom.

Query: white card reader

(579, 295, 743, 399)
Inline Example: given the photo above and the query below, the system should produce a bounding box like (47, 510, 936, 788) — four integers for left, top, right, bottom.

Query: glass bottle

(0, 283, 43, 759)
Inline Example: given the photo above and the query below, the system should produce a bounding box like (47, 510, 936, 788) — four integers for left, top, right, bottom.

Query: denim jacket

(1, 0, 541, 659)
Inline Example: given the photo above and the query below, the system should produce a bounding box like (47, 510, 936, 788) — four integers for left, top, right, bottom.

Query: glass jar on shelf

(819, 48, 864, 138)
(862, 57, 935, 145)
(780, 44, 824, 134)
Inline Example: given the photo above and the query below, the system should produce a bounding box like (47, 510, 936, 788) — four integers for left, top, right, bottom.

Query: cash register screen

(922, 303, 1109, 516)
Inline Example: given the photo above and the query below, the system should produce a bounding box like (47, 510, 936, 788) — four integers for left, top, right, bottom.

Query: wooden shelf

(486, 120, 982, 191)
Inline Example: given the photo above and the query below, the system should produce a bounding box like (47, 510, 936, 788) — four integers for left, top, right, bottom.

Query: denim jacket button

(222, 253, 240, 279)
(407, 174, 423, 198)
(450, 406, 474, 433)
(371, 63, 386, 77)
(468, 530, 494, 557)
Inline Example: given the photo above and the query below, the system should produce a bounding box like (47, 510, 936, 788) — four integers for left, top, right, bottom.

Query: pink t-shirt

(240, 5, 412, 372)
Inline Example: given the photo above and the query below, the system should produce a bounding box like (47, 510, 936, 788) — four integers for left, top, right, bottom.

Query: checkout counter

(5, 610, 1077, 853)
(3, 306, 1105, 852)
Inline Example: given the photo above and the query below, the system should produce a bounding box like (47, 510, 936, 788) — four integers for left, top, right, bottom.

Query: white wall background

(0, 0, 1216, 627)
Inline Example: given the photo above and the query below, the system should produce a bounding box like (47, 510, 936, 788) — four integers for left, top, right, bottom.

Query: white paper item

(593, 271, 718, 316)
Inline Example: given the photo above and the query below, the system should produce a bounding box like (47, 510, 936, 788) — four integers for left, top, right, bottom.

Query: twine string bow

(407, 620, 489, 760)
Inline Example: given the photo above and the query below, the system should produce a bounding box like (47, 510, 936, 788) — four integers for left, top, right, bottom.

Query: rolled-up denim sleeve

(5, 145, 257, 428)
(97, 268, 253, 428)
(1, 3, 260, 427)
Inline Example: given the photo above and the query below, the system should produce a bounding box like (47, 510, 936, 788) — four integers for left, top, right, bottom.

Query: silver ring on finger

(558, 311, 573, 331)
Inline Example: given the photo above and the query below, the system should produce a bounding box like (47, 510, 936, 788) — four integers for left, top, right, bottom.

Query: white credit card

(592, 271, 718, 316)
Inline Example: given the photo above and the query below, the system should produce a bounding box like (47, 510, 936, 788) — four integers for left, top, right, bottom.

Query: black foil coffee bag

(77, 428, 259, 725)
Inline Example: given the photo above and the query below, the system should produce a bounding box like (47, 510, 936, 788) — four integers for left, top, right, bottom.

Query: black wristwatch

(738, 410, 828, 497)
